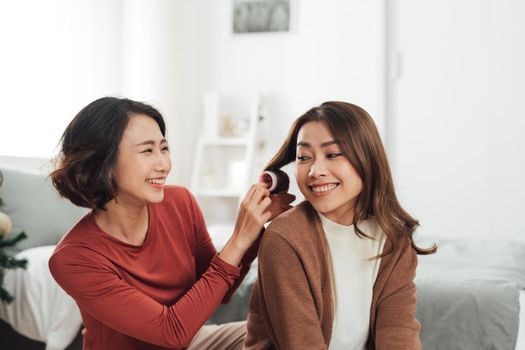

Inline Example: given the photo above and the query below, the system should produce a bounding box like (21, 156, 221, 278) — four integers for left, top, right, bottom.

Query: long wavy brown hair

(265, 101, 436, 256)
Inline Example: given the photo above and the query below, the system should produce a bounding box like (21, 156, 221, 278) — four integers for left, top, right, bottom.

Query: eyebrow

(135, 138, 168, 147)
(296, 140, 339, 148)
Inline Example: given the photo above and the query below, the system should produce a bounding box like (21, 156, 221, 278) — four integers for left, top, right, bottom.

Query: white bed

(0, 246, 82, 350)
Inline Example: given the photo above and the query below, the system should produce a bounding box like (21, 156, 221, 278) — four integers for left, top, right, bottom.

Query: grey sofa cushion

(0, 164, 87, 252)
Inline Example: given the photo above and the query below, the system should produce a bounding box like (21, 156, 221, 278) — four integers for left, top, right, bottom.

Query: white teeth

(311, 184, 337, 193)
(146, 178, 165, 185)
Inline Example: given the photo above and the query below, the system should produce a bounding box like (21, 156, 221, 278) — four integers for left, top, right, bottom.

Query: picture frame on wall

(233, 0, 293, 34)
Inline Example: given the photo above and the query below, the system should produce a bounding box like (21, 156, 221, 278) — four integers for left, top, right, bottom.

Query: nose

(155, 152, 171, 174)
(308, 158, 327, 178)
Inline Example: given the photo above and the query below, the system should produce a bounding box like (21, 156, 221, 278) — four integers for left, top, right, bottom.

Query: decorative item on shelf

(0, 169, 28, 304)
(220, 114, 251, 138)
(221, 113, 235, 137)
(200, 165, 216, 188)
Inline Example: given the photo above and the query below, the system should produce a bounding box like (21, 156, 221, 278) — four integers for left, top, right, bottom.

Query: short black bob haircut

(50, 97, 166, 210)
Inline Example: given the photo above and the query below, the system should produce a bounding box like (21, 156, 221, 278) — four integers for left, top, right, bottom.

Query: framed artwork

(233, 0, 292, 34)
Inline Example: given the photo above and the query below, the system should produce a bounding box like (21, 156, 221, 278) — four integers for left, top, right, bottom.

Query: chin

(146, 192, 165, 204)
(308, 201, 331, 215)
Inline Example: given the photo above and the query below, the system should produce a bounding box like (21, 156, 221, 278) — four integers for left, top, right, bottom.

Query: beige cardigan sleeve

(244, 231, 328, 350)
(374, 237, 421, 350)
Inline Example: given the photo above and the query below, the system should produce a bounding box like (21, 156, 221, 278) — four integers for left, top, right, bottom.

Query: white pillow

(0, 164, 88, 251)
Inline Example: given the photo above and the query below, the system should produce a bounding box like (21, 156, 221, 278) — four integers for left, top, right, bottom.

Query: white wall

(490, 0, 525, 239)
(0, 0, 184, 184)
(387, 0, 525, 241)
(3, 1, 522, 241)
(173, 0, 386, 186)
(0, 0, 385, 187)
(118, 0, 182, 184)
(0, 0, 121, 157)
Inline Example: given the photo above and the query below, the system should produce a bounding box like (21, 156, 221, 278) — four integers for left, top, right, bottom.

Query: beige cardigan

(244, 202, 421, 350)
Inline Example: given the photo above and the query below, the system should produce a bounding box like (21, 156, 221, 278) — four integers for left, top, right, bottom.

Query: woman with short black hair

(49, 97, 294, 350)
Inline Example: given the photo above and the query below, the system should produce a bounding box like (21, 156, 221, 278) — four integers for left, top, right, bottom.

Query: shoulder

(49, 240, 123, 300)
(53, 212, 99, 250)
(391, 231, 415, 257)
(50, 214, 118, 274)
(266, 202, 317, 239)
(262, 201, 322, 254)
(50, 243, 99, 268)
(381, 232, 418, 280)
(51, 219, 113, 267)
(49, 239, 113, 285)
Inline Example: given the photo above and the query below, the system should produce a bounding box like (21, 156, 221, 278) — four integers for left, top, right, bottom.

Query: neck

(94, 199, 149, 246)
(323, 207, 355, 226)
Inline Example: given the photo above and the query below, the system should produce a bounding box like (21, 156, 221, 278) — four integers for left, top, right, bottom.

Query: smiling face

(295, 121, 363, 225)
(112, 114, 171, 207)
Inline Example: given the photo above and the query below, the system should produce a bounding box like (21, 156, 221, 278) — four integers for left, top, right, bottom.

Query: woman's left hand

(266, 192, 296, 221)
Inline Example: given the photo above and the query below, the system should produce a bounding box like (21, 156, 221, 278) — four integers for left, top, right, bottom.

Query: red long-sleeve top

(49, 186, 259, 350)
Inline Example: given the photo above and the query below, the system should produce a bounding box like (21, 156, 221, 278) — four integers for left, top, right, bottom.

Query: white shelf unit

(190, 93, 262, 224)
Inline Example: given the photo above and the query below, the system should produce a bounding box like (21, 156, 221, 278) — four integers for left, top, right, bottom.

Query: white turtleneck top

(318, 214, 386, 350)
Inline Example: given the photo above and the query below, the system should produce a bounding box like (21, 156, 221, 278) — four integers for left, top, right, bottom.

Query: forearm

(221, 230, 263, 303)
(218, 226, 263, 271)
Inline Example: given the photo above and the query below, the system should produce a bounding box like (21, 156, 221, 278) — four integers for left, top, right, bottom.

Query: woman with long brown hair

(244, 101, 436, 350)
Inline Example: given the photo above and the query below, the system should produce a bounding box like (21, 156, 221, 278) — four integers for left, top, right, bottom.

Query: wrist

(218, 235, 247, 267)
(229, 230, 252, 251)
